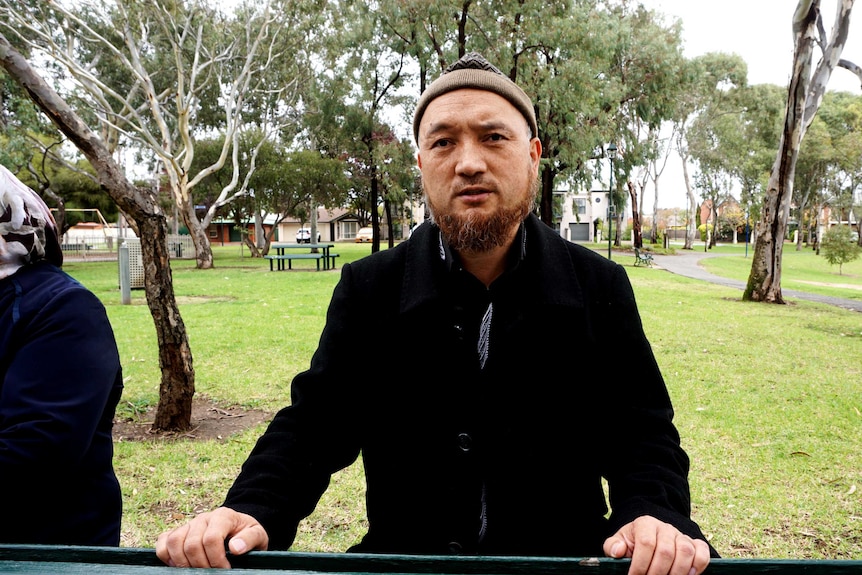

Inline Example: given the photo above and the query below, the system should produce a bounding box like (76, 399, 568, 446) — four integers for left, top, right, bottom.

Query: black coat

(225, 214, 712, 557)
(0, 263, 123, 545)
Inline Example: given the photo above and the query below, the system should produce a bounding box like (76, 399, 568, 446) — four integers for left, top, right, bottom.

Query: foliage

(820, 225, 861, 275)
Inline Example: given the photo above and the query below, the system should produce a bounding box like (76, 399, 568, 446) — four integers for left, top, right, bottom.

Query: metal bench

(633, 248, 654, 267)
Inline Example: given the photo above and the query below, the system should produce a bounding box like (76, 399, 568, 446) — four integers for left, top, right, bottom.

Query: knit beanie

(0, 164, 63, 280)
(413, 52, 538, 144)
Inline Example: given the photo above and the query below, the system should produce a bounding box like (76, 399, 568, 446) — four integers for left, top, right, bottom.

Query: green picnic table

(265, 243, 338, 271)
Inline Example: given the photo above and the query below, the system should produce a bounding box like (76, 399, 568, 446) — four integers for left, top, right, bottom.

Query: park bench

(264, 252, 325, 271)
(633, 248, 654, 267)
(0, 544, 861, 574)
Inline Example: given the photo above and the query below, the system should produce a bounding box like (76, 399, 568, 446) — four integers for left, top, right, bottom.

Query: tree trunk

(680, 149, 696, 250)
(744, 2, 814, 303)
(370, 159, 380, 253)
(651, 177, 659, 245)
(178, 193, 215, 269)
(795, 198, 808, 251)
(745, 0, 854, 302)
(628, 180, 643, 248)
(0, 32, 196, 431)
(540, 165, 555, 226)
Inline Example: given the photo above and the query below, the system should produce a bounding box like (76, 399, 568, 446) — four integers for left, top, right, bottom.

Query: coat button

(448, 541, 463, 554)
(457, 432, 473, 452)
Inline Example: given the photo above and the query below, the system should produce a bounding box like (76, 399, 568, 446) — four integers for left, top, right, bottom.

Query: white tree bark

(0, 0, 303, 268)
(745, 0, 856, 302)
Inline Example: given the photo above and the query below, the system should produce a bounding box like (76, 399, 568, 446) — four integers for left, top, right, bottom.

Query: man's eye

(488, 133, 505, 142)
(431, 139, 451, 148)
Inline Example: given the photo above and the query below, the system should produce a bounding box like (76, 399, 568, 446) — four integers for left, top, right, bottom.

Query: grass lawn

(64, 240, 861, 558)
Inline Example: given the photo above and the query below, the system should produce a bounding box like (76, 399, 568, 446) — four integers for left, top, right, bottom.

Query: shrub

(820, 225, 861, 275)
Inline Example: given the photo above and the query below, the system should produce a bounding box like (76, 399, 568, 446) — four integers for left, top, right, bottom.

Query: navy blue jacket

(225, 214, 713, 556)
(0, 262, 123, 545)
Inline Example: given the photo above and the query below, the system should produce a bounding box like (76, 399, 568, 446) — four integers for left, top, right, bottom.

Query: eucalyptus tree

(670, 52, 749, 249)
(319, 0, 413, 252)
(733, 83, 786, 242)
(378, 0, 690, 237)
(0, 0, 318, 269)
(0, 32, 195, 432)
(601, 2, 690, 248)
(377, 134, 420, 245)
(745, 0, 857, 304)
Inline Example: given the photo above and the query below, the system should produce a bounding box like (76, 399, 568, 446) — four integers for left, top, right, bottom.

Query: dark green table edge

(0, 545, 859, 574)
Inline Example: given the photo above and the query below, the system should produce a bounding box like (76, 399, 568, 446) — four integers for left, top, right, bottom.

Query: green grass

(64, 240, 862, 558)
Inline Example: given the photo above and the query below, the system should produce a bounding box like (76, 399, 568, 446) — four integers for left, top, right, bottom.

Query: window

(341, 221, 359, 240)
(574, 198, 587, 215)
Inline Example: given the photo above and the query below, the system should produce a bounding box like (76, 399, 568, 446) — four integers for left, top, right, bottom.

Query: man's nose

(454, 140, 486, 176)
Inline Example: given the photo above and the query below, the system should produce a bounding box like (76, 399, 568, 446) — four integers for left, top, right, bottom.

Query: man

(157, 53, 716, 573)
(0, 165, 123, 545)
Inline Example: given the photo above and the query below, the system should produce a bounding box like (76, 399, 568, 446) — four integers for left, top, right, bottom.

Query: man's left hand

(603, 516, 711, 575)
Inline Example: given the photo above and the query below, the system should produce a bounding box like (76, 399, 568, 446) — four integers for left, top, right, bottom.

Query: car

(355, 227, 373, 243)
(296, 227, 320, 243)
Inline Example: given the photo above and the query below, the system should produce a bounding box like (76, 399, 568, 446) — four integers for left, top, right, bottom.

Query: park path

(648, 250, 862, 314)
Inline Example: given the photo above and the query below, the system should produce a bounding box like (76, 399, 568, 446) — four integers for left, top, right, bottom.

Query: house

(555, 188, 611, 242)
(276, 207, 363, 242)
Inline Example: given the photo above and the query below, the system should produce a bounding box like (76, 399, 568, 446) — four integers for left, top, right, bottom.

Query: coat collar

(400, 213, 584, 314)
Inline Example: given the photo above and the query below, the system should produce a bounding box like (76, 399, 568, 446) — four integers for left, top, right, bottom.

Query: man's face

(417, 89, 541, 253)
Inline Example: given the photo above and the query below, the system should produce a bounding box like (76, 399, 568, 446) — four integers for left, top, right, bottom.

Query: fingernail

(689, 568, 697, 575)
(611, 542, 623, 557)
(231, 538, 248, 554)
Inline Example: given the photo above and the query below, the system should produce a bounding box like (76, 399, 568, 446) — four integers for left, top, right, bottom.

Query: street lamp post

(607, 142, 617, 260)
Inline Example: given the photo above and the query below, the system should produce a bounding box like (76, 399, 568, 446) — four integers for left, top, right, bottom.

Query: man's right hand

(156, 507, 269, 568)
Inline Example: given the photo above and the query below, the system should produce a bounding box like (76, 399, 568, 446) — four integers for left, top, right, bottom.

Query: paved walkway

(648, 250, 862, 313)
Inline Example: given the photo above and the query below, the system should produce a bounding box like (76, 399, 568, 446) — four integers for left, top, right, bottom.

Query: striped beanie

(413, 52, 538, 144)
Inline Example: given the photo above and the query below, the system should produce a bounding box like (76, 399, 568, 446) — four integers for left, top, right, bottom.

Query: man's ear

(530, 138, 542, 175)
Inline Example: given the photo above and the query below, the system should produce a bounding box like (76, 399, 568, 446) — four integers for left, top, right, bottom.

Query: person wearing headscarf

(0, 164, 123, 545)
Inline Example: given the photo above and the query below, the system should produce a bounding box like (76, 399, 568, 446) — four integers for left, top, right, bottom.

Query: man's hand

(155, 507, 269, 568)
(603, 516, 710, 575)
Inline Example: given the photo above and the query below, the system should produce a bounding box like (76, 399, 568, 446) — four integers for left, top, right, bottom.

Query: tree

(820, 224, 861, 273)
(671, 52, 749, 250)
(744, 0, 857, 303)
(315, 1, 413, 252)
(0, 33, 195, 432)
(0, 0, 315, 269)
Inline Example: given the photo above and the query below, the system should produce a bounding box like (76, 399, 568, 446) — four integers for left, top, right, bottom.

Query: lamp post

(607, 142, 617, 260)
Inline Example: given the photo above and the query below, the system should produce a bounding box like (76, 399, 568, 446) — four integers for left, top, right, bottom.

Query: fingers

(603, 516, 711, 575)
(155, 507, 269, 568)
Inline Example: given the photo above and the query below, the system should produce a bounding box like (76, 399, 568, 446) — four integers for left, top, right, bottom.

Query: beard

(426, 177, 539, 254)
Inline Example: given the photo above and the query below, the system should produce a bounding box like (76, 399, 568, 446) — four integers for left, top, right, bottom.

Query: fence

(117, 235, 196, 290)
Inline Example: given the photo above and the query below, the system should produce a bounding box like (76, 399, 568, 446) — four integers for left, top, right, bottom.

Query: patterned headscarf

(0, 164, 63, 280)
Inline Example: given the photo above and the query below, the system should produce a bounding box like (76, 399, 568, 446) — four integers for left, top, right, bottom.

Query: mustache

(452, 177, 497, 194)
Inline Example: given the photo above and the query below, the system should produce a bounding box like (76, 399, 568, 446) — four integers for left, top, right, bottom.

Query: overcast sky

(636, 1, 862, 210)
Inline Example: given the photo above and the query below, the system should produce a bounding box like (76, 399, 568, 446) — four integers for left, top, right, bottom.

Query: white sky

(636, 0, 862, 210)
